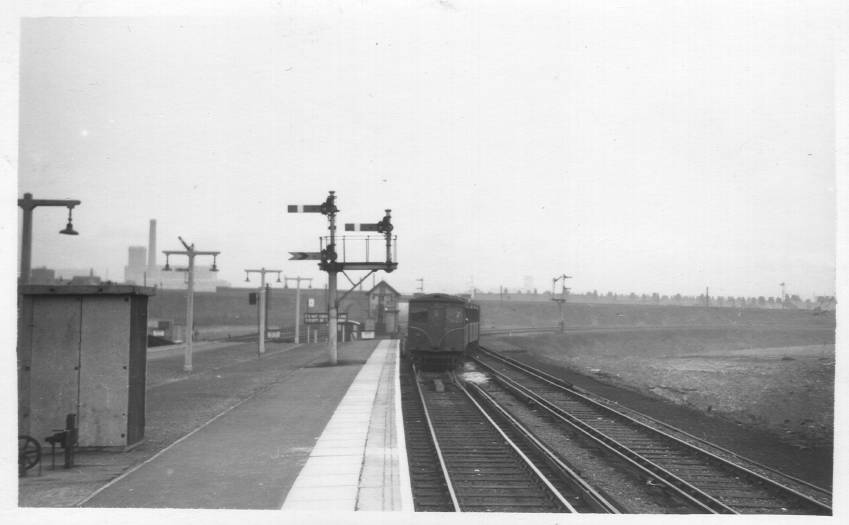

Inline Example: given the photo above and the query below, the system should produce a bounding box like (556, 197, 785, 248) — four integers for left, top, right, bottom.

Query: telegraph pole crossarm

(162, 238, 221, 372)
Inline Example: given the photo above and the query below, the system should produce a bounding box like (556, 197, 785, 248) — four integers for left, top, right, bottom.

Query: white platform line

(394, 341, 414, 511)
(281, 340, 396, 511)
(355, 340, 401, 510)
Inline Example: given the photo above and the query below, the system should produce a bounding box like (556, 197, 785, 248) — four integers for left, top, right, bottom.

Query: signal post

(552, 274, 572, 333)
(288, 191, 397, 365)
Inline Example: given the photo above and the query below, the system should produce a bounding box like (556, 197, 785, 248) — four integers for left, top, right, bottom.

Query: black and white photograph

(3, 0, 845, 523)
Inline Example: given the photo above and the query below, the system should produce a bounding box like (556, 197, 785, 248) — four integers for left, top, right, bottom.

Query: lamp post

(245, 268, 282, 356)
(163, 237, 220, 372)
(17, 193, 80, 284)
(284, 276, 313, 343)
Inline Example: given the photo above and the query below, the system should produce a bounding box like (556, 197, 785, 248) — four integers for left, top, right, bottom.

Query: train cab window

(410, 309, 428, 323)
(446, 307, 464, 324)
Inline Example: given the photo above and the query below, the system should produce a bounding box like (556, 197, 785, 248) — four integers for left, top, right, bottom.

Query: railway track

(400, 362, 455, 511)
(402, 361, 620, 513)
(470, 346, 833, 515)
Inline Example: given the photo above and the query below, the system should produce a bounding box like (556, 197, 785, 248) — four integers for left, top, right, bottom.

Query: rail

(473, 347, 833, 515)
(411, 366, 576, 512)
(479, 324, 830, 337)
(460, 379, 620, 513)
(480, 327, 558, 336)
(452, 375, 578, 513)
(411, 364, 460, 512)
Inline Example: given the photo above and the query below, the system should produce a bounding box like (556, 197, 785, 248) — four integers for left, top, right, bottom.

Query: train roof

(409, 293, 478, 306)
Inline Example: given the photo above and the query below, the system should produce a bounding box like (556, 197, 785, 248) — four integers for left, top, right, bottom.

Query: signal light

(321, 244, 338, 262)
(377, 210, 393, 234)
(320, 192, 338, 215)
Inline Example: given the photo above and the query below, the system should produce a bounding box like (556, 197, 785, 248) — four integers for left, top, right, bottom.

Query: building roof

(367, 280, 400, 297)
(409, 293, 470, 305)
(20, 284, 157, 296)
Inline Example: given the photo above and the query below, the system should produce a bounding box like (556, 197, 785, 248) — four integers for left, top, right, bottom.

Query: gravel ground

(473, 373, 693, 513)
(482, 329, 834, 490)
(594, 345, 835, 446)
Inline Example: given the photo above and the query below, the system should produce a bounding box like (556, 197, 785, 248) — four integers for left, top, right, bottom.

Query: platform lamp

(18, 193, 81, 285)
(245, 268, 282, 357)
(162, 237, 220, 372)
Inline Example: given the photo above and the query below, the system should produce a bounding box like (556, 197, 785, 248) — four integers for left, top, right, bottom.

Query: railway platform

(18, 338, 412, 511)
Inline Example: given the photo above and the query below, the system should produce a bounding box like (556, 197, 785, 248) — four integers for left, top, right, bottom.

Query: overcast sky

(7, 1, 840, 299)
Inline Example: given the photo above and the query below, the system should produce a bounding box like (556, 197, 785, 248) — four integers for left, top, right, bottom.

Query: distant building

(123, 220, 229, 291)
(124, 262, 229, 291)
(128, 246, 146, 268)
(54, 268, 100, 281)
(367, 281, 401, 336)
(29, 267, 55, 284)
(69, 269, 102, 285)
(26, 267, 103, 285)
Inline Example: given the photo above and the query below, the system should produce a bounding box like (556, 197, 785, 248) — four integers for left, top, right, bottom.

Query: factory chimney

(148, 219, 157, 269)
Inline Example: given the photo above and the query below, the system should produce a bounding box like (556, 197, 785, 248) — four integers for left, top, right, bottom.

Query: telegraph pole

(17, 193, 81, 284)
(163, 237, 220, 372)
(552, 274, 572, 333)
(284, 276, 313, 343)
(416, 278, 424, 293)
(780, 282, 787, 309)
(245, 268, 282, 356)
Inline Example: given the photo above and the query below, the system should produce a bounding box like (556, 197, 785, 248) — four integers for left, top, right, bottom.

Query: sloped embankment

(484, 327, 834, 447)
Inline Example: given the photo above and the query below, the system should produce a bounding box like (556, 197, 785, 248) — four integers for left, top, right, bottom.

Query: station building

(366, 281, 401, 337)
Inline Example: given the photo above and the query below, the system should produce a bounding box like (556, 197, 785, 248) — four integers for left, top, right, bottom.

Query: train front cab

(407, 295, 479, 369)
(407, 296, 463, 367)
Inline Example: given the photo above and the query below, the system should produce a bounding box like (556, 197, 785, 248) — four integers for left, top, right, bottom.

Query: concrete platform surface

(17, 338, 410, 512)
(282, 339, 412, 511)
